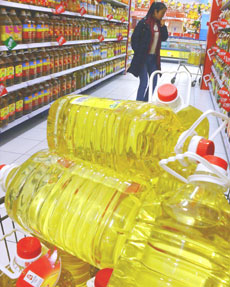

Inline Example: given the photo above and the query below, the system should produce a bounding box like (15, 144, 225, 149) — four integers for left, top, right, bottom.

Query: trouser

(136, 54, 158, 102)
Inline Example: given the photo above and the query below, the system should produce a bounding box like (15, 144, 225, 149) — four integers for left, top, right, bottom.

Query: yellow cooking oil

(177, 105, 209, 138)
(3, 150, 151, 269)
(47, 95, 209, 178)
(108, 161, 230, 287)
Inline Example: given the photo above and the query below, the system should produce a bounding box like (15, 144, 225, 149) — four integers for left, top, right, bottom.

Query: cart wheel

(192, 80, 196, 87)
(199, 77, 201, 84)
(171, 77, 176, 84)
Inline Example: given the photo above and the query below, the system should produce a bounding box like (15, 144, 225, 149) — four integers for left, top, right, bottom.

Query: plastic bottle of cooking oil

(47, 95, 213, 179)
(108, 153, 230, 287)
(0, 236, 61, 287)
(153, 82, 209, 135)
(40, 239, 94, 287)
(0, 150, 151, 269)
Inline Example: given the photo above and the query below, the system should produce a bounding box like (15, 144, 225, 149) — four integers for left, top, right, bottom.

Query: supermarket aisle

(0, 62, 228, 269)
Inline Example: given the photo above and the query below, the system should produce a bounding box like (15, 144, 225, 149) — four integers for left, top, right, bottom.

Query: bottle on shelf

(0, 93, 9, 128)
(0, 8, 14, 45)
(109, 154, 230, 287)
(0, 52, 7, 86)
(11, 51, 23, 85)
(3, 51, 14, 87)
(8, 9, 22, 44)
(15, 89, 24, 119)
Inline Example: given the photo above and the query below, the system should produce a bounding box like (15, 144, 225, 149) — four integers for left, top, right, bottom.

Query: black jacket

(127, 18, 168, 77)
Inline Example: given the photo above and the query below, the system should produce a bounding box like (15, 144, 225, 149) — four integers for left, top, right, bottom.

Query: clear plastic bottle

(1, 150, 151, 269)
(47, 96, 213, 179)
(108, 154, 230, 287)
(0, 236, 60, 287)
(154, 83, 209, 138)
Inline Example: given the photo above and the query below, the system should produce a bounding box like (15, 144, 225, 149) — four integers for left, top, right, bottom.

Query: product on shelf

(109, 154, 230, 287)
(0, 8, 14, 45)
(47, 96, 211, 179)
(0, 57, 125, 129)
(1, 150, 150, 268)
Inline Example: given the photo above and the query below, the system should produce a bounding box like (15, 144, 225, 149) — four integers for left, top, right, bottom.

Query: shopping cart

(171, 42, 205, 87)
(0, 195, 27, 280)
(148, 70, 191, 112)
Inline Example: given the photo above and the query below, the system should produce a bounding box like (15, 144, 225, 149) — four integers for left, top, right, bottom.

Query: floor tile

(17, 128, 47, 141)
(25, 141, 48, 156)
(0, 138, 41, 154)
(0, 151, 23, 165)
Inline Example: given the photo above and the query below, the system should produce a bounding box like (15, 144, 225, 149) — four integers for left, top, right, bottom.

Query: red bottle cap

(203, 155, 228, 170)
(95, 268, 113, 287)
(17, 237, 42, 259)
(196, 138, 215, 157)
(157, 84, 178, 102)
(0, 164, 6, 170)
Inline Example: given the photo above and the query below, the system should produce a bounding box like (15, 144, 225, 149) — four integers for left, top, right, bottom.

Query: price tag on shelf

(57, 36, 66, 46)
(219, 97, 230, 104)
(222, 102, 230, 112)
(107, 14, 113, 21)
(218, 49, 227, 61)
(117, 35, 123, 41)
(54, 4, 65, 14)
(218, 19, 228, 28)
(0, 84, 7, 97)
(4, 36, 17, 50)
(120, 17, 125, 23)
(80, 7, 87, 16)
(218, 87, 229, 98)
(98, 35, 104, 42)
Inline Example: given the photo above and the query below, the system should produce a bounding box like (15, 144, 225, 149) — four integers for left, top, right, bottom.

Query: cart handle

(148, 70, 191, 107)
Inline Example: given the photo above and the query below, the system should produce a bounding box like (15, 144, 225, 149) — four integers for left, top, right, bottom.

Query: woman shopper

(128, 2, 168, 102)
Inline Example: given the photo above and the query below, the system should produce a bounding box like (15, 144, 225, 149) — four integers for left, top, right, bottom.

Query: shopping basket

(0, 195, 27, 279)
(148, 70, 191, 112)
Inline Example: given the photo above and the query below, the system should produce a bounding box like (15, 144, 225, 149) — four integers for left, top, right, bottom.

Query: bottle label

(36, 59, 43, 67)
(17, 250, 61, 287)
(67, 80, 71, 90)
(16, 100, 23, 112)
(0, 106, 9, 120)
(0, 68, 6, 82)
(0, 25, 13, 41)
(14, 25, 22, 41)
(22, 61, 30, 71)
(24, 96, 32, 104)
(15, 64, 23, 77)
(6, 66, 14, 80)
(9, 103, 15, 116)
(70, 96, 122, 109)
(29, 60, 37, 75)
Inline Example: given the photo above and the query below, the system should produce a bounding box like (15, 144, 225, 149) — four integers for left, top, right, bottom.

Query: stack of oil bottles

(0, 83, 230, 286)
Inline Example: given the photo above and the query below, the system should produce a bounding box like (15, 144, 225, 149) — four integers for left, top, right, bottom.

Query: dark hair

(146, 2, 167, 18)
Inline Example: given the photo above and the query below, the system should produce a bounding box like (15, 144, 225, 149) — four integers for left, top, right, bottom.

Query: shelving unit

(5, 53, 126, 93)
(211, 65, 223, 88)
(0, 0, 129, 22)
(0, 68, 125, 133)
(0, 0, 131, 132)
(0, 39, 128, 52)
(208, 82, 230, 164)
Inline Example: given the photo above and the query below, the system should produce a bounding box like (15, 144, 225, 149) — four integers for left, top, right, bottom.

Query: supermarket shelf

(161, 47, 190, 52)
(221, 0, 230, 10)
(6, 53, 126, 93)
(0, 104, 52, 134)
(167, 38, 206, 45)
(0, 38, 128, 51)
(105, 0, 129, 7)
(0, 1, 128, 23)
(211, 65, 223, 88)
(0, 68, 125, 134)
(208, 82, 230, 164)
